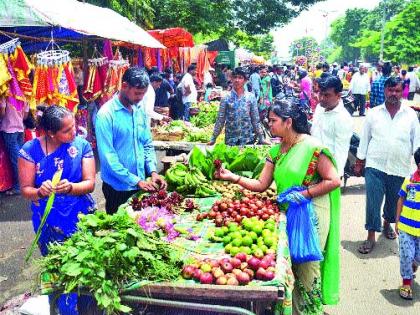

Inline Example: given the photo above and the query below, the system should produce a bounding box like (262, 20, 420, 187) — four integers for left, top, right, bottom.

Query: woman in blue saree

(18, 105, 96, 314)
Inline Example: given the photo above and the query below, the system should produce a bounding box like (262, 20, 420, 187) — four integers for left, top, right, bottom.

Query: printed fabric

(211, 90, 264, 145)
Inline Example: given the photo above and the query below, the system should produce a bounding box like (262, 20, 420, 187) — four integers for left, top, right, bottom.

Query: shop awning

(0, 0, 165, 49)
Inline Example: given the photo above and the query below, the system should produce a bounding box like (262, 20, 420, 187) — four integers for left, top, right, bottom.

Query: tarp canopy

(0, 0, 165, 50)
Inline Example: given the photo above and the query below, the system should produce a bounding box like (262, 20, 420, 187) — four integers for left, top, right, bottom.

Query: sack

(277, 187, 324, 264)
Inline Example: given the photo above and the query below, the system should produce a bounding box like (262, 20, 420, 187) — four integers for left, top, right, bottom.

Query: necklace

(45, 136, 48, 156)
(281, 133, 302, 154)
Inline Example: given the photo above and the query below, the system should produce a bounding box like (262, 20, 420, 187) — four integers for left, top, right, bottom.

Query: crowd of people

(0, 56, 419, 313)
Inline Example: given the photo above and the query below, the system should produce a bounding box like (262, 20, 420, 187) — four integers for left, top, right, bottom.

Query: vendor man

(208, 67, 266, 146)
(95, 67, 167, 214)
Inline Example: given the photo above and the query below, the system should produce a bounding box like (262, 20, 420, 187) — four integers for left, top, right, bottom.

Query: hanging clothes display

(0, 38, 33, 111)
(83, 56, 108, 103)
(102, 59, 129, 101)
(32, 45, 79, 112)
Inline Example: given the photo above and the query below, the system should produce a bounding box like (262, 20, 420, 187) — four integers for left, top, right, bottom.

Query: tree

(353, 0, 420, 64)
(85, 0, 155, 28)
(330, 8, 369, 63)
(232, 0, 321, 35)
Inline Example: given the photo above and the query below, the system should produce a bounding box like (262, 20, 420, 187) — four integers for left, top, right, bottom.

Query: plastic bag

(277, 187, 324, 264)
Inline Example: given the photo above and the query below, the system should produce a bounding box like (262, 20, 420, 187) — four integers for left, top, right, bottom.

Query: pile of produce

(184, 126, 213, 143)
(209, 218, 278, 257)
(198, 194, 279, 227)
(39, 211, 184, 313)
(165, 162, 218, 197)
(130, 190, 197, 213)
(211, 181, 277, 200)
(189, 144, 270, 181)
(181, 252, 277, 286)
(190, 101, 219, 128)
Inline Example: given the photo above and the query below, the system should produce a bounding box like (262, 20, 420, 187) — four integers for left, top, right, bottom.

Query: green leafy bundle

(39, 211, 184, 313)
(189, 144, 270, 179)
(190, 102, 219, 128)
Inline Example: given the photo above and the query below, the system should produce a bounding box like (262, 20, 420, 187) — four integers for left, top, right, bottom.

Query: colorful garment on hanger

(11, 45, 33, 97)
(60, 63, 79, 112)
(0, 54, 12, 97)
(83, 65, 104, 102)
(5, 54, 25, 111)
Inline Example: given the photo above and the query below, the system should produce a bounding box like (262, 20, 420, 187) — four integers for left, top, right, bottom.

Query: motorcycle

(341, 91, 356, 116)
(343, 132, 363, 189)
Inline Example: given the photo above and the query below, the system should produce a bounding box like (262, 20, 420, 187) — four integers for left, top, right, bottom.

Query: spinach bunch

(40, 210, 183, 313)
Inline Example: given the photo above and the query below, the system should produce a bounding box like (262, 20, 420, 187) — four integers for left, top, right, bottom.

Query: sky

(273, 0, 381, 59)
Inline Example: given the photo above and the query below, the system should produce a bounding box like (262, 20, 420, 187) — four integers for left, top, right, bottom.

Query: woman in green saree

(216, 100, 341, 315)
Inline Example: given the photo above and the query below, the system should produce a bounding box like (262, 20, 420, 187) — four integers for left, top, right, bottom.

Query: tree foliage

(84, 0, 325, 37)
(325, 0, 414, 63)
(329, 8, 369, 63)
(353, 0, 420, 64)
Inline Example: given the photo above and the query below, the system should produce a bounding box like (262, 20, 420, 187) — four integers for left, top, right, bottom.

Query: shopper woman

(216, 100, 341, 314)
(18, 105, 96, 314)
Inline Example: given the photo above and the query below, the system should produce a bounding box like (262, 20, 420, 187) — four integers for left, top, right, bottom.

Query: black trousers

(102, 182, 138, 215)
(353, 94, 366, 115)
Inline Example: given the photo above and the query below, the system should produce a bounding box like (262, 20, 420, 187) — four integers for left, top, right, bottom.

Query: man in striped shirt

(395, 147, 420, 300)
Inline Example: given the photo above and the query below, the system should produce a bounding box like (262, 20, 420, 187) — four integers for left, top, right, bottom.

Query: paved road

(1, 114, 419, 314)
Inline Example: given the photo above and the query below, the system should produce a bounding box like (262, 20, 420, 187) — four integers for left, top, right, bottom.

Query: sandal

(399, 286, 413, 300)
(358, 240, 375, 254)
(383, 224, 397, 239)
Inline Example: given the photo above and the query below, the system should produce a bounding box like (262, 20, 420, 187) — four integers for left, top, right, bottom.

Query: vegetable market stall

(116, 193, 291, 315)
(41, 144, 293, 315)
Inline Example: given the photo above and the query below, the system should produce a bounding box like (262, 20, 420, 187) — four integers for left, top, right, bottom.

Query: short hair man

(179, 64, 197, 121)
(356, 76, 420, 254)
(209, 67, 265, 146)
(349, 66, 370, 116)
(95, 67, 167, 214)
(311, 75, 353, 177)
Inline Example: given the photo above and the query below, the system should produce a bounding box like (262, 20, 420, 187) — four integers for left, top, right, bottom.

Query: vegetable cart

(113, 196, 291, 315)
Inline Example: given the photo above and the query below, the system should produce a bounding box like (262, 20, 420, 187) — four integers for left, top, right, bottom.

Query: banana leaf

(25, 169, 63, 262)
(228, 148, 260, 172)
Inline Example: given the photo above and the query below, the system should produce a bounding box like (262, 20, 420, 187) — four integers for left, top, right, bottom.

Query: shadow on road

(0, 194, 31, 222)
(341, 235, 399, 260)
(341, 183, 365, 196)
(380, 281, 420, 305)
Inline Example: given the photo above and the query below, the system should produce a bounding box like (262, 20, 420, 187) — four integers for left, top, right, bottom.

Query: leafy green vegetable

(39, 210, 184, 313)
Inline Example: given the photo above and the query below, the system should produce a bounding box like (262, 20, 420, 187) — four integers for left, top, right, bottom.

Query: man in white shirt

(179, 64, 197, 121)
(141, 74, 170, 126)
(311, 75, 353, 177)
(349, 66, 370, 116)
(407, 66, 420, 100)
(355, 76, 420, 254)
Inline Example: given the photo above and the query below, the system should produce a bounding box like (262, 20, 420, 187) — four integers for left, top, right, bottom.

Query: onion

(247, 257, 261, 271)
(182, 265, 196, 279)
(200, 272, 214, 284)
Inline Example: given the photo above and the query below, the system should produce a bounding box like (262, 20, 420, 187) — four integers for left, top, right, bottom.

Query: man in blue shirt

(95, 67, 167, 214)
(370, 62, 392, 108)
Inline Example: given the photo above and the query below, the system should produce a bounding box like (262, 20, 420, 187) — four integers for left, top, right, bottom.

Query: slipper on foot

(399, 286, 413, 300)
(358, 240, 375, 254)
